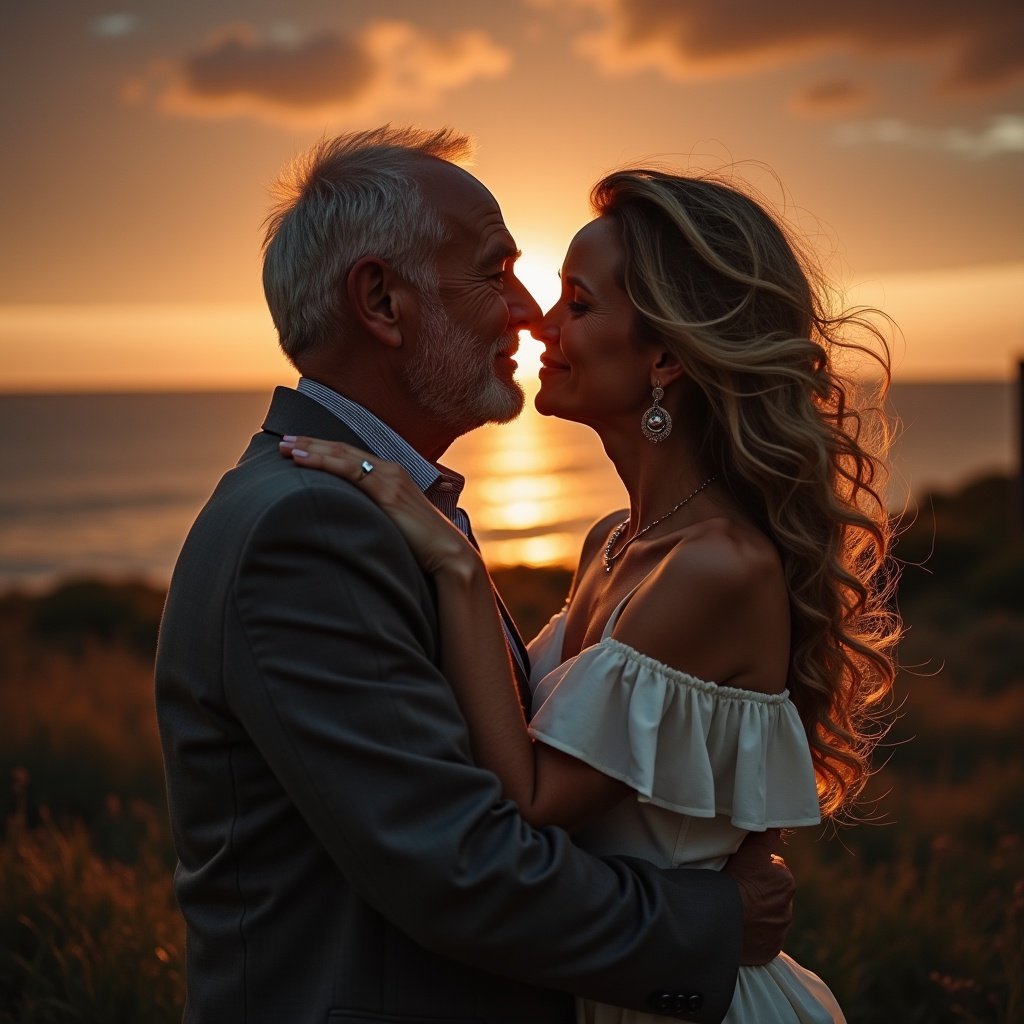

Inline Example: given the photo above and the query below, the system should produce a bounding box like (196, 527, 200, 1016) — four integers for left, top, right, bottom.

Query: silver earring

(641, 382, 672, 443)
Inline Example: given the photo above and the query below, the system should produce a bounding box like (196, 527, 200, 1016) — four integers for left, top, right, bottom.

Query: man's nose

(505, 274, 543, 332)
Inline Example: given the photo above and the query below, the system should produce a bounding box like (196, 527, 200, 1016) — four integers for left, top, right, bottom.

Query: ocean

(0, 381, 1016, 590)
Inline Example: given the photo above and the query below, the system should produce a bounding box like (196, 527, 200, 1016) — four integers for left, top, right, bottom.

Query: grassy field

(1, 475, 1021, 1022)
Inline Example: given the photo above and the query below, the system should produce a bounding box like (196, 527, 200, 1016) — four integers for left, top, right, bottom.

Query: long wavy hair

(593, 168, 899, 816)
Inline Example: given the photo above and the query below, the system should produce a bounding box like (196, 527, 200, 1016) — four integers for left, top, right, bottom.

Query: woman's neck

(597, 422, 710, 534)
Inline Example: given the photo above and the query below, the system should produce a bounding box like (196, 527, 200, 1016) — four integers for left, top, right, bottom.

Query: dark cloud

(129, 21, 512, 125)
(181, 26, 376, 107)
(583, 0, 1024, 93)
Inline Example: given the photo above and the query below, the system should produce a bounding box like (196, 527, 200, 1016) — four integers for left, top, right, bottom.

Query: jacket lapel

(258, 386, 534, 715)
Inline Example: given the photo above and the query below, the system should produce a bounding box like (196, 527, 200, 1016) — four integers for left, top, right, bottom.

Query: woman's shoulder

(584, 509, 628, 549)
(612, 517, 789, 693)
(662, 516, 783, 593)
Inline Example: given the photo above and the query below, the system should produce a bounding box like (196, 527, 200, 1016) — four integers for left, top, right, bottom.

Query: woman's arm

(281, 436, 629, 831)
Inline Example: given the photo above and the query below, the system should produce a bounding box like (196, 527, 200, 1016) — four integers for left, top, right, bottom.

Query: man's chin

(486, 406, 523, 427)
(442, 383, 524, 435)
(487, 381, 526, 425)
(471, 372, 524, 425)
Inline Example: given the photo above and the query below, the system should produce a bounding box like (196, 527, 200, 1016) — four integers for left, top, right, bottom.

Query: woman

(281, 169, 898, 1022)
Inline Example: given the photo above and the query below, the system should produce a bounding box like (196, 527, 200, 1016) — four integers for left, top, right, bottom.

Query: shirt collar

(295, 378, 466, 511)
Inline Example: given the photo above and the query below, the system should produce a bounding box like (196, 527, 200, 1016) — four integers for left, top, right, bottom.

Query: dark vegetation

(1, 475, 1020, 1022)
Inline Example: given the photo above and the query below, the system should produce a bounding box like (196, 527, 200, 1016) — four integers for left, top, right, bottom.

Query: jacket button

(651, 991, 677, 1013)
(649, 990, 703, 1016)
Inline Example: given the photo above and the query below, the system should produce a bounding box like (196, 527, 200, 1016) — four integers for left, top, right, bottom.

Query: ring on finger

(357, 459, 375, 481)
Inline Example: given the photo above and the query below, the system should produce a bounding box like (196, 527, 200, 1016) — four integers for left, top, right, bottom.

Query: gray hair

(261, 126, 474, 365)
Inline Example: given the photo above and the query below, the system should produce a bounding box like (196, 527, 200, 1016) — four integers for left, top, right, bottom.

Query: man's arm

(227, 474, 742, 1021)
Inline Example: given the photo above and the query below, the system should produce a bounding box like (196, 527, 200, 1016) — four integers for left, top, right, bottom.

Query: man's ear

(651, 348, 685, 388)
(346, 256, 407, 348)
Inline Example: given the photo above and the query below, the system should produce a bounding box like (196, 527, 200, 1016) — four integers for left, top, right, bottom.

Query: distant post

(1018, 359, 1024, 532)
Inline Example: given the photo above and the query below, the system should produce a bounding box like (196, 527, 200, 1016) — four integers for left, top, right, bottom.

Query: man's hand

(723, 829, 795, 965)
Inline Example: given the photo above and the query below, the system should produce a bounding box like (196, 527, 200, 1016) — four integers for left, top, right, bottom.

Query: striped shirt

(297, 377, 469, 532)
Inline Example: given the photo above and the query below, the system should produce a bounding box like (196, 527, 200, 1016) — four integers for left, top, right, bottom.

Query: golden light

(478, 474, 562, 504)
(485, 533, 581, 568)
(0, 303, 289, 392)
(488, 500, 547, 530)
(512, 239, 564, 377)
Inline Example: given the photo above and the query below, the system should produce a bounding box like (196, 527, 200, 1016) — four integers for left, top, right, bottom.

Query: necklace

(602, 476, 716, 573)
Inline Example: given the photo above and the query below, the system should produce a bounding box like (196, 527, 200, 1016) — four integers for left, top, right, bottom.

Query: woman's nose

(531, 308, 560, 344)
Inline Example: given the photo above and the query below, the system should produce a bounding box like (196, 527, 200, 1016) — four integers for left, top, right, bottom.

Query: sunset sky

(2, 0, 1023, 389)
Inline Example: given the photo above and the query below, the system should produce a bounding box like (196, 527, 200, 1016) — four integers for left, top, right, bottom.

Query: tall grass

(0, 796, 184, 1024)
(782, 666, 1024, 1023)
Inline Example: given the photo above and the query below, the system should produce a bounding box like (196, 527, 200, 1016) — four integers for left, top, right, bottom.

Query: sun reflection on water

(447, 369, 625, 568)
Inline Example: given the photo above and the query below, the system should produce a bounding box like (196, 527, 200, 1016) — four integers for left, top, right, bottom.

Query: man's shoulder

(191, 435, 381, 544)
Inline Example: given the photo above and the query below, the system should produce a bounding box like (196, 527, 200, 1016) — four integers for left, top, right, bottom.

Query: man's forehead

(414, 159, 490, 210)
(413, 158, 512, 244)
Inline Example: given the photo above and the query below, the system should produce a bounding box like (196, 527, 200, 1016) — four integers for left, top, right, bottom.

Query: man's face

(401, 163, 541, 435)
(401, 287, 523, 433)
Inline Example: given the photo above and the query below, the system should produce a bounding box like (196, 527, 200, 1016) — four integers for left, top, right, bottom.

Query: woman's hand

(279, 436, 479, 578)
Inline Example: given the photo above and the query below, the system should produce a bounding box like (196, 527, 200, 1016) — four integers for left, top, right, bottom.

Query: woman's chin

(533, 388, 560, 418)
(533, 391, 582, 425)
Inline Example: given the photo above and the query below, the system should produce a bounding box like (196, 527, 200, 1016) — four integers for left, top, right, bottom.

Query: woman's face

(534, 217, 654, 428)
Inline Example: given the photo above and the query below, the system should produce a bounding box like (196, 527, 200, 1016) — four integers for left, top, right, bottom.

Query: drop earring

(641, 381, 672, 443)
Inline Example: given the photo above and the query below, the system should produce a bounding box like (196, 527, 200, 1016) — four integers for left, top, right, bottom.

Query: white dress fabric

(527, 598, 846, 1024)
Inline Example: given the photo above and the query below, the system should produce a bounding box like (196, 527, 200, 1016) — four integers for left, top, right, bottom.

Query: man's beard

(402, 288, 524, 434)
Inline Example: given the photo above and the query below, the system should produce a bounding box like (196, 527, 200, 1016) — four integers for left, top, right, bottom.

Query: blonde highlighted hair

(593, 168, 899, 816)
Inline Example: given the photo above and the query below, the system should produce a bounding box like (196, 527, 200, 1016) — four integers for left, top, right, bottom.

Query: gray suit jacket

(155, 386, 741, 1024)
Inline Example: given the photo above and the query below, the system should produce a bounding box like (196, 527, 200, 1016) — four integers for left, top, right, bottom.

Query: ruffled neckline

(527, 614, 821, 831)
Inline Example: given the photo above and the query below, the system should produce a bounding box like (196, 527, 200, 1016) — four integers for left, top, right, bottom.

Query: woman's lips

(539, 353, 569, 371)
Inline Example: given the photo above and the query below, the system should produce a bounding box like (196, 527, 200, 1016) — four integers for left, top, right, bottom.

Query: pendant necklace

(602, 476, 716, 573)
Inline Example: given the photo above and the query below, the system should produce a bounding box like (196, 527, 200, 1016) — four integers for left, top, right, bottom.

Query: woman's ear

(651, 348, 685, 388)
(346, 256, 406, 348)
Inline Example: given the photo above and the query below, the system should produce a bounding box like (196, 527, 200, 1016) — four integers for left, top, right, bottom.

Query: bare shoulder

(661, 517, 784, 597)
(612, 518, 790, 692)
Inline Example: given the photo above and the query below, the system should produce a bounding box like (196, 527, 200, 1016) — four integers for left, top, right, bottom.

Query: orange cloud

(791, 79, 875, 117)
(544, 0, 1023, 95)
(126, 20, 513, 126)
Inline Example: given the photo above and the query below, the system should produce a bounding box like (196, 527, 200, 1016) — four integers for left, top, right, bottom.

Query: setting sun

(512, 241, 565, 376)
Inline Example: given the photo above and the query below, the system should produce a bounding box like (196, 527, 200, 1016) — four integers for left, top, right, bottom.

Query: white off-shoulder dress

(527, 593, 847, 1024)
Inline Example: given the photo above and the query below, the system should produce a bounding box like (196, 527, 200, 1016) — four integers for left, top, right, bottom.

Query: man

(156, 126, 793, 1023)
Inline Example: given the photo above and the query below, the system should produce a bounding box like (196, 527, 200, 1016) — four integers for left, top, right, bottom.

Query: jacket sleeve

(225, 474, 741, 1022)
